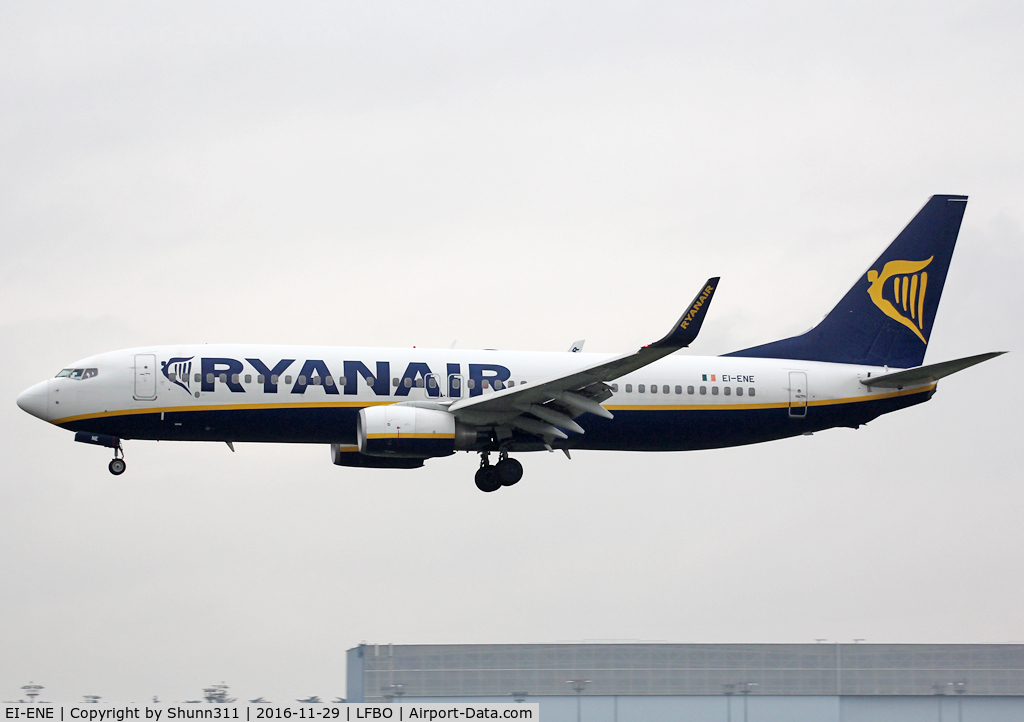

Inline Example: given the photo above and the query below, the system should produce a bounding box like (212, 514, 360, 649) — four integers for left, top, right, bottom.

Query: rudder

(726, 195, 968, 368)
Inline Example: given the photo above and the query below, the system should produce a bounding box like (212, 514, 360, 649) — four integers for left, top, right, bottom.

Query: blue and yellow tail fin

(726, 195, 968, 368)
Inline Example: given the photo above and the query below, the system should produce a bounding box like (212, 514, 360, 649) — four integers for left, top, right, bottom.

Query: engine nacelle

(331, 444, 424, 469)
(358, 406, 475, 458)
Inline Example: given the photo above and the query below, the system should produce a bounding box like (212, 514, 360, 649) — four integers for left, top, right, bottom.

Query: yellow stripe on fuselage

(51, 383, 934, 426)
(50, 399, 394, 426)
(366, 433, 456, 440)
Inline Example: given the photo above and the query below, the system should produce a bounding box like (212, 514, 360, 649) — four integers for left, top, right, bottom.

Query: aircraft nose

(17, 380, 49, 420)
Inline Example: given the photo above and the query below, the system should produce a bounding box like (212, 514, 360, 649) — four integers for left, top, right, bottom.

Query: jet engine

(357, 405, 478, 458)
(331, 444, 424, 468)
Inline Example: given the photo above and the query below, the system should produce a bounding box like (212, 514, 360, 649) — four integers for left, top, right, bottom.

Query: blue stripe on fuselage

(56, 387, 934, 452)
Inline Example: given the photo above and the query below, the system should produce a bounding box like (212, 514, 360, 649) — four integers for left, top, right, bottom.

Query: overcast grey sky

(2, 1, 1023, 704)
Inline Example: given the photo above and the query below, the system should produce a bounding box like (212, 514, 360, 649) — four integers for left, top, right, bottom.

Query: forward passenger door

(788, 371, 807, 418)
(134, 354, 157, 400)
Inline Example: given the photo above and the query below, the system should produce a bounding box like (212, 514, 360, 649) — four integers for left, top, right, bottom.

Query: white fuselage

(18, 344, 933, 453)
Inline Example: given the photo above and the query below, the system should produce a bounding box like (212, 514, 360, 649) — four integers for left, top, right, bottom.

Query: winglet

(648, 277, 720, 350)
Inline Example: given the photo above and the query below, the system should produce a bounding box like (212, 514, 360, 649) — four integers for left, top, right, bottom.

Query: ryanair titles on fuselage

(160, 356, 512, 397)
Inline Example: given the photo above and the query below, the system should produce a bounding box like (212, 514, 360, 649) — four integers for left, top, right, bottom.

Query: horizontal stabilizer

(861, 352, 1005, 388)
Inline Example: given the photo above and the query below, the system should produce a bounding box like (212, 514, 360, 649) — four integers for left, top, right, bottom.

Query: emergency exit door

(134, 354, 157, 400)
(788, 371, 807, 418)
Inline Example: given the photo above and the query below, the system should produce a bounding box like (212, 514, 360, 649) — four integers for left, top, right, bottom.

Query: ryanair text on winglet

(680, 284, 715, 330)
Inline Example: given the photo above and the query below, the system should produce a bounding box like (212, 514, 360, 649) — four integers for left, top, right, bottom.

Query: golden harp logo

(866, 257, 933, 343)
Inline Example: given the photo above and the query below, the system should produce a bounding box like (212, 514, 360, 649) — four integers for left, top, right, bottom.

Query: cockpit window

(55, 368, 99, 380)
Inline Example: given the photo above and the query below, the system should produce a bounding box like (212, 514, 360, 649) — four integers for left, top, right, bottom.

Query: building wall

(346, 646, 364, 704)
(349, 643, 1024, 700)
(399, 694, 1024, 722)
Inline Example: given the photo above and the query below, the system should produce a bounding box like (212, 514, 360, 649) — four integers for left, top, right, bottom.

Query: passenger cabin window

(298, 375, 307, 385)
(675, 385, 682, 395)
(207, 373, 215, 384)
(195, 373, 202, 383)
(313, 376, 322, 385)
(651, 384, 657, 394)
(508, 380, 515, 387)
(258, 375, 266, 383)
(404, 378, 412, 388)
(749, 387, 756, 397)
(468, 379, 476, 389)
(687, 385, 694, 395)
(712, 386, 719, 395)
(638, 384, 645, 393)
(699, 386, 707, 395)
(284, 375, 292, 384)
(724, 386, 731, 396)
(625, 384, 632, 393)
(493, 380, 503, 390)
(452, 378, 461, 389)
(416, 378, 424, 388)
(338, 377, 347, 386)
(325, 376, 333, 387)
(736, 387, 744, 396)
(219, 373, 228, 383)
(393, 378, 400, 387)
(231, 373, 240, 384)
(168, 373, 177, 382)
(245, 374, 252, 384)
(611, 383, 618, 392)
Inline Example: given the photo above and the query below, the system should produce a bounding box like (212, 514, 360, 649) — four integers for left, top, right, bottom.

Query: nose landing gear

(108, 441, 126, 476)
(474, 450, 523, 492)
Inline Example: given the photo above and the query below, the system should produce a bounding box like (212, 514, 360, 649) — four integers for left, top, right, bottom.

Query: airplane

(16, 195, 1004, 492)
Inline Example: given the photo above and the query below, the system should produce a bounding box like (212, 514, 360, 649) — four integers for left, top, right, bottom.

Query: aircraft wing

(860, 351, 1005, 388)
(448, 278, 719, 438)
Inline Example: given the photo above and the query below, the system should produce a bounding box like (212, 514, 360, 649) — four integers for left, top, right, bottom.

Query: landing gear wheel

(474, 466, 501, 493)
(108, 458, 126, 475)
(494, 458, 523, 486)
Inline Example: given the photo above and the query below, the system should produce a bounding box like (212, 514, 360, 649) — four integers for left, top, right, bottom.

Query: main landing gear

(475, 450, 524, 493)
(108, 441, 126, 476)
